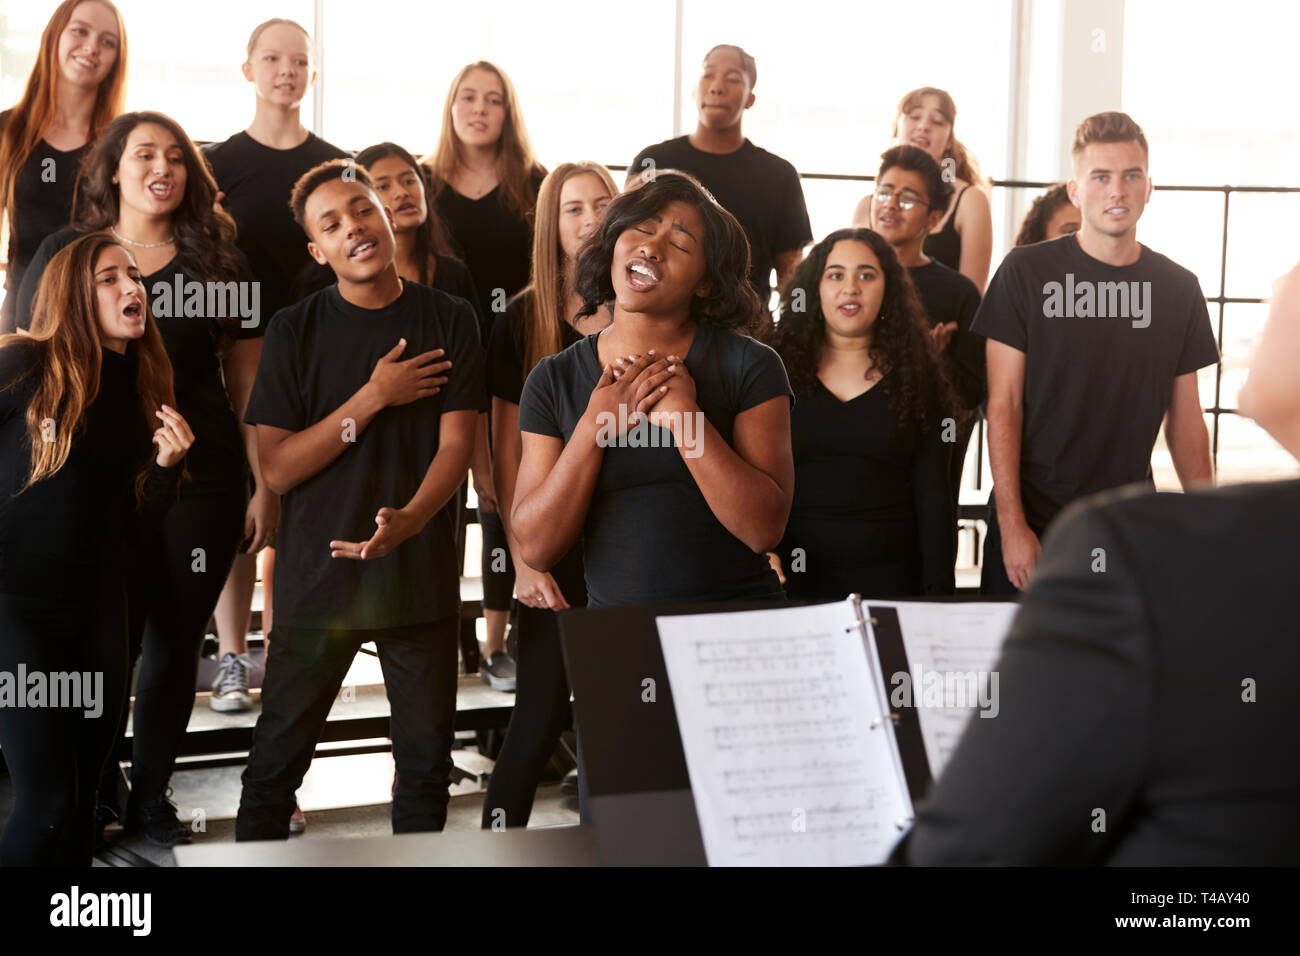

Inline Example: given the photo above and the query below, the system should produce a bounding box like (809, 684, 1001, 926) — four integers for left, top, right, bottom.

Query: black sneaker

(479, 651, 517, 692)
(124, 789, 192, 847)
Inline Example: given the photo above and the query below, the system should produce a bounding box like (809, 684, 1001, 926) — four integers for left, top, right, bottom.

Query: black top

(0, 341, 179, 595)
(434, 173, 543, 342)
(628, 137, 812, 306)
(971, 234, 1219, 529)
(518, 321, 792, 608)
(777, 381, 953, 600)
(908, 259, 984, 413)
(486, 292, 582, 406)
(18, 227, 258, 497)
(893, 479, 1300, 865)
(0, 109, 90, 332)
(203, 131, 349, 320)
(245, 282, 487, 630)
(486, 293, 587, 599)
(922, 183, 969, 271)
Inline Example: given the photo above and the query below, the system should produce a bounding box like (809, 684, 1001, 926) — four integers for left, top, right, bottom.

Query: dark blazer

(891, 478, 1300, 865)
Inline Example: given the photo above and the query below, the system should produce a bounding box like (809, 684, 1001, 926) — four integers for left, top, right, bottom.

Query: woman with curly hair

(511, 170, 794, 609)
(16, 110, 255, 849)
(767, 227, 955, 600)
(1014, 183, 1079, 247)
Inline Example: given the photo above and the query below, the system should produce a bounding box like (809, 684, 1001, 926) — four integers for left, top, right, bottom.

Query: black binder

(559, 595, 1013, 866)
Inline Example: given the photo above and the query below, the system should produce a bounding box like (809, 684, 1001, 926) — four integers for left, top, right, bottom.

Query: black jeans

(119, 490, 245, 803)
(979, 495, 1046, 596)
(0, 568, 129, 866)
(481, 547, 586, 828)
(235, 616, 459, 841)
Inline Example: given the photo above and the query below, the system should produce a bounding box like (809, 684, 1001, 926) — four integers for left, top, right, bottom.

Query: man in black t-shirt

(865, 145, 985, 551)
(973, 112, 1217, 594)
(627, 45, 811, 310)
(236, 160, 484, 840)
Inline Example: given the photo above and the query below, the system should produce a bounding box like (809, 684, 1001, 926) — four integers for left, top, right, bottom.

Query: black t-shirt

(245, 282, 486, 630)
(486, 292, 588, 601)
(518, 321, 792, 608)
(0, 110, 89, 331)
(971, 234, 1219, 529)
(434, 173, 542, 341)
(628, 137, 812, 305)
(486, 292, 582, 405)
(17, 227, 257, 497)
(0, 342, 178, 594)
(203, 131, 349, 319)
(777, 381, 953, 601)
(909, 259, 985, 412)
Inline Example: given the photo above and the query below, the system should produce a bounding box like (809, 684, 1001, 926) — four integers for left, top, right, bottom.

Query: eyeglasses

(873, 187, 929, 211)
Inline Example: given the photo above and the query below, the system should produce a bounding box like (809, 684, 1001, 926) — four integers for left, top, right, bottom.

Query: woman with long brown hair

(16, 110, 256, 849)
(482, 160, 616, 827)
(0, 233, 193, 866)
(423, 61, 548, 691)
(0, 0, 127, 333)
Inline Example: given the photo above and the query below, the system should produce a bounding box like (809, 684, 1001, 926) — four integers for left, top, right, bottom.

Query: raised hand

(153, 404, 195, 468)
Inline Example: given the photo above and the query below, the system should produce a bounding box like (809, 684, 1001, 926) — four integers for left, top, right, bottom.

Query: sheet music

(874, 601, 1019, 780)
(657, 600, 912, 866)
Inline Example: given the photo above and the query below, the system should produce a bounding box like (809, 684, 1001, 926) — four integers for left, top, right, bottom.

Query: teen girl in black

(482, 161, 617, 827)
(767, 228, 955, 600)
(17, 111, 254, 847)
(424, 61, 548, 678)
(0, 0, 127, 333)
(0, 233, 193, 865)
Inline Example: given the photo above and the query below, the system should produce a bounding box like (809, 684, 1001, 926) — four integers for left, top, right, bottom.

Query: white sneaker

(210, 652, 254, 712)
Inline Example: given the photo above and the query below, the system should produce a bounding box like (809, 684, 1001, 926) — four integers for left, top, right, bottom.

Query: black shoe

(124, 789, 192, 847)
(479, 651, 517, 692)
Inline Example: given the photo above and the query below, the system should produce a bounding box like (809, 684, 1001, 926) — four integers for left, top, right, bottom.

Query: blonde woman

(482, 161, 616, 826)
(423, 61, 548, 689)
(854, 87, 993, 293)
(0, 0, 127, 333)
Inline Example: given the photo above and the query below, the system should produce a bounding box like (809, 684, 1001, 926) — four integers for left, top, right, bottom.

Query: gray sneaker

(210, 652, 254, 712)
(479, 651, 517, 692)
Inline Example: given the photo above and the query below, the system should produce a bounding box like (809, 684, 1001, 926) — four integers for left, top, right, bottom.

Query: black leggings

(478, 507, 515, 612)
(482, 549, 586, 828)
(0, 570, 129, 866)
(107, 490, 245, 803)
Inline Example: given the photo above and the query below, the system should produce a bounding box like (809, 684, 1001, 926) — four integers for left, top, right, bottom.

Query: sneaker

(210, 652, 254, 712)
(124, 789, 192, 848)
(479, 651, 517, 692)
(561, 768, 579, 797)
(289, 803, 306, 835)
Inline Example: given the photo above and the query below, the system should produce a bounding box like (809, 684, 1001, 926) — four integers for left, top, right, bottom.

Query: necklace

(111, 225, 174, 248)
